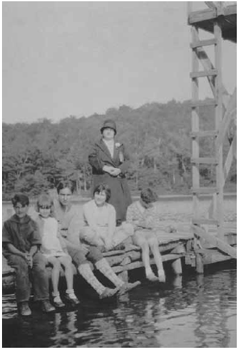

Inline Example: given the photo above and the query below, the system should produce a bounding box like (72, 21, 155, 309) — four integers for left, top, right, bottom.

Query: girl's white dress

(40, 216, 67, 258)
(81, 200, 134, 248)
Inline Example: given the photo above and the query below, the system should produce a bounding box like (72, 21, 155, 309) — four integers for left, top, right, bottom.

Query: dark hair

(140, 188, 158, 204)
(12, 194, 29, 207)
(56, 180, 75, 194)
(93, 184, 111, 202)
(36, 193, 54, 214)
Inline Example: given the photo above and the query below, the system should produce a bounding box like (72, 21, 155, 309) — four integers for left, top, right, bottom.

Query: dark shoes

(41, 300, 55, 313)
(99, 287, 120, 299)
(118, 281, 141, 296)
(18, 302, 32, 316)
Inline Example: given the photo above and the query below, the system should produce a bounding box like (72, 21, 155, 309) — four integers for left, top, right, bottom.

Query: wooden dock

(2, 222, 236, 295)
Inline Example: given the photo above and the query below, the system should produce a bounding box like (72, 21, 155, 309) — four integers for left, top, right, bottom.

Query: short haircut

(12, 194, 29, 207)
(36, 193, 54, 214)
(140, 188, 158, 204)
(56, 180, 75, 194)
(93, 183, 111, 202)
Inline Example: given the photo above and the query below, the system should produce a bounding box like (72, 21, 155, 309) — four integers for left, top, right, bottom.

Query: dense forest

(2, 99, 236, 200)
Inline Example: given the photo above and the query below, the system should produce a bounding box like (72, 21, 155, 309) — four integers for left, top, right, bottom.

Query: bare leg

(47, 256, 61, 295)
(148, 236, 166, 282)
(58, 255, 74, 291)
(133, 232, 156, 280)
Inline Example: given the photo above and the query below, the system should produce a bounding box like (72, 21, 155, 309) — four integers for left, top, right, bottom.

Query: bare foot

(146, 272, 159, 282)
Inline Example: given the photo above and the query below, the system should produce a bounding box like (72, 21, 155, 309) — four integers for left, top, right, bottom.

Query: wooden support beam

(112, 253, 185, 274)
(214, 20, 224, 239)
(216, 87, 237, 151)
(190, 99, 217, 108)
(191, 130, 218, 138)
(192, 225, 237, 259)
(192, 218, 218, 225)
(171, 258, 182, 275)
(191, 26, 200, 222)
(221, 135, 237, 186)
(190, 70, 218, 78)
(191, 157, 218, 165)
(190, 38, 217, 48)
(191, 187, 219, 194)
(193, 30, 230, 110)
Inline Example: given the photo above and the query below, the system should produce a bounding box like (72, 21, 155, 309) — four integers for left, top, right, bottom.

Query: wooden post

(214, 20, 224, 239)
(171, 258, 182, 275)
(195, 253, 204, 274)
(118, 270, 128, 283)
(191, 26, 200, 222)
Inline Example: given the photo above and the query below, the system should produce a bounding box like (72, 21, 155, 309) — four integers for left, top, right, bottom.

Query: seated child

(35, 194, 79, 307)
(81, 184, 134, 251)
(126, 188, 166, 282)
(2, 194, 55, 316)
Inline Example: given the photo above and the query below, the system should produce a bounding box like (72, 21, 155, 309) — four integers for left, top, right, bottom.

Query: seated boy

(2, 194, 55, 316)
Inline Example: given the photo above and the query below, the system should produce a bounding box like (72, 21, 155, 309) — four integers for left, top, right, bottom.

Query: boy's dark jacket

(2, 214, 41, 258)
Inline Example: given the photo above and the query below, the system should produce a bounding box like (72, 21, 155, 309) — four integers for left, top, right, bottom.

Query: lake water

(2, 264, 236, 348)
(2, 195, 236, 347)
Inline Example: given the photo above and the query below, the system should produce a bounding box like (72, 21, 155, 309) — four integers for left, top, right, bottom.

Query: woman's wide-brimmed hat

(100, 119, 117, 135)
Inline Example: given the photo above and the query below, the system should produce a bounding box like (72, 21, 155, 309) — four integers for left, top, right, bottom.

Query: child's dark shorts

(67, 246, 103, 266)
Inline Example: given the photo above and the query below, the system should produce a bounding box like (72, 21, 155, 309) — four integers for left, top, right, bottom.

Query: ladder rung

(191, 130, 218, 138)
(191, 157, 218, 165)
(192, 219, 219, 225)
(190, 70, 218, 78)
(192, 187, 219, 194)
(190, 99, 217, 107)
(190, 38, 217, 49)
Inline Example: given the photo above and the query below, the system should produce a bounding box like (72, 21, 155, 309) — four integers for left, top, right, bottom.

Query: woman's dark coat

(88, 139, 132, 222)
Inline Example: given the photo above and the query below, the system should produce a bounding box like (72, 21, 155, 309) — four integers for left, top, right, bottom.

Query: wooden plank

(192, 225, 237, 259)
(190, 69, 218, 78)
(193, 30, 230, 109)
(188, 8, 217, 24)
(112, 253, 185, 274)
(191, 157, 218, 165)
(191, 26, 200, 222)
(191, 99, 217, 107)
(191, 187, 218, 194)
(191, 130, 218, 138)
(214, 20, 224, 239)
(221, 135, 236, 186)
(190, 38, 217, 48)
(215, 87, 237, 151)
(192, 218, 218, 225)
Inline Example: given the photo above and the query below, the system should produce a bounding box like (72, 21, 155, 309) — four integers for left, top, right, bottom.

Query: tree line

(2, 99, 236, 200)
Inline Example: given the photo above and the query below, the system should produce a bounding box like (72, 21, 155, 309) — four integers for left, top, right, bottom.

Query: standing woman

(88, 119, 132, 225)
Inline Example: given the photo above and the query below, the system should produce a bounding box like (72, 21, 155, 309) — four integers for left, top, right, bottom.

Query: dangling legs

(133, 231, 158, 281)
(59, 255, 79, 305)
(148, 235, 166, 282)
(68, 246, 119, 299)
(47, 256, 65, 307)
(88, 247, 140, 294)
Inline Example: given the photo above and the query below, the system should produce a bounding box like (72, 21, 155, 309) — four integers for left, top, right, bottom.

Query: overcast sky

(3, 1, 237, 124)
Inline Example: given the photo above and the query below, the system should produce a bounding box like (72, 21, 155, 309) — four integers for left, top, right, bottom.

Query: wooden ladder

(189, 2, 237, 240)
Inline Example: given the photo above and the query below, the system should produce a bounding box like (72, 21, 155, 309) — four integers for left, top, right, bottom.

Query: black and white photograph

(2, 1, 237, 347)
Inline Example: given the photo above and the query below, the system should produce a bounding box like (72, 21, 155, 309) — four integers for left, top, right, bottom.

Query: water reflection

(2, 268, 236, 348)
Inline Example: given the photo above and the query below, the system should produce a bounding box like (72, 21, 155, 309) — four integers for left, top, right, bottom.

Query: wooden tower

(188, 2, 237, 259)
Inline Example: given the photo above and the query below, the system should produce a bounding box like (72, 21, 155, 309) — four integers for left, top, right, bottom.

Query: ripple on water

(2, 268, 237, 348)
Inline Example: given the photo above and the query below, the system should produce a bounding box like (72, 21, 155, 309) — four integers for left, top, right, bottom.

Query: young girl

(36, 194, 79, 307)
(81, 184, 134, 251)
(126, 188, 166, 282)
